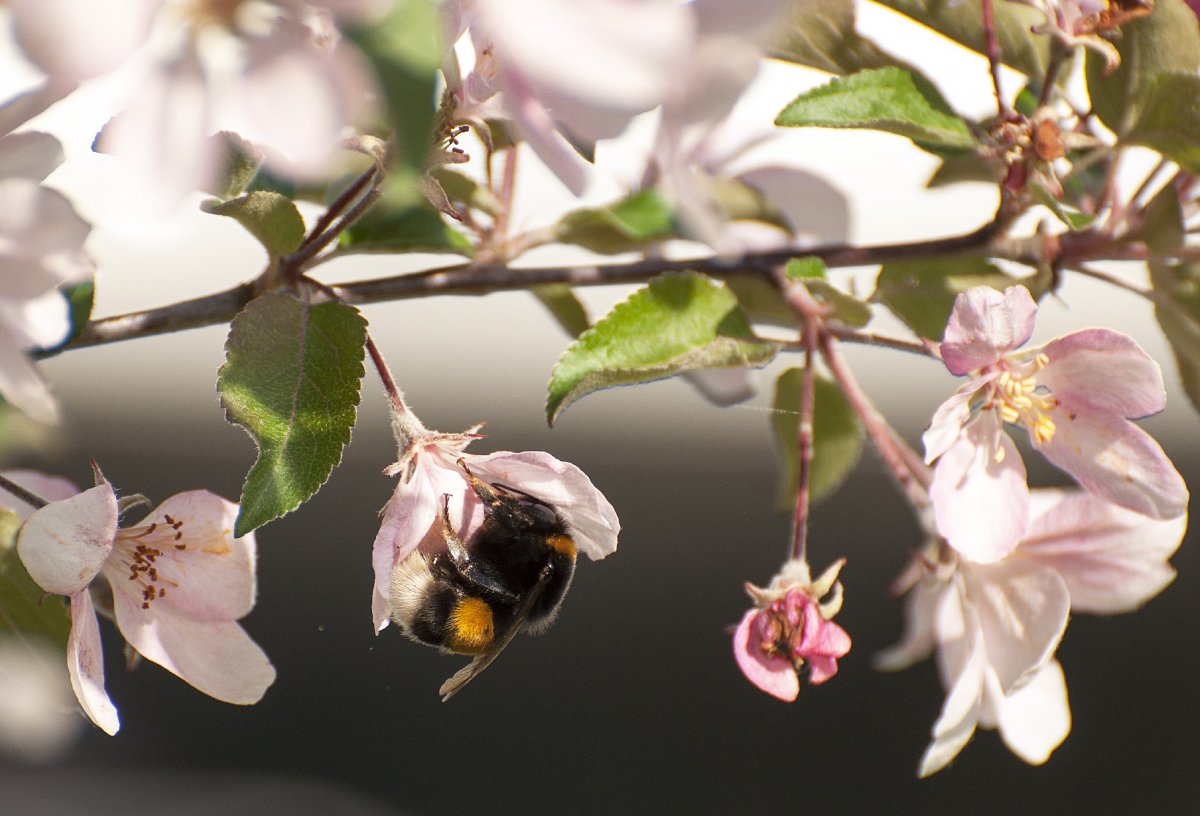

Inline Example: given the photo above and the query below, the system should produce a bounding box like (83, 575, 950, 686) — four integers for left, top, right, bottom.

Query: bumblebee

(390, 459, 577, 700)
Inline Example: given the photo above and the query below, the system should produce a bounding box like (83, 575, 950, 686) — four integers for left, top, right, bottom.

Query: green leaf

(1086, 0, 1200, 138)
(926, 150, 1003, 188)
(533, 285, 590, 337)
(202, 131, 264, 200)
(203, 191, 306, 258)
(776, 67, 976, 150)
(219, 293, 366, 536)
(347, 0, 441, 202)
(772, 370, 864, 508)
(340, 195, 473, 255)
(873, 0, 1050, 80)
(1148, 258, 1200, 413)
(785, 257, 826, 280)
(546, 272, 776, 424)
(0, 509, 70, 649)
(1121, 73, 1200, 173)
(727, 277, 796, 327)
(555, 190, 677, 254)
(1133, 179, 1186, 255)
(874, 257, 1048, 340)
(775, 0, 909, 75)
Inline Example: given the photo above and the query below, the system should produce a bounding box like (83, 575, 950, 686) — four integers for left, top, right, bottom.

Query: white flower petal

(920, 584, 985, 777)
(875, 575, 941, 672)
(0, 132, 65, 182)
(963, 559, 1069, 693)
(17, 482, 117, 595)
(67, 591, 119, 735)
(0, 333, 60, 424)
(112, 588, 275, 705)
(995, 659, 1071, 765)
(10, 0, 157, 82)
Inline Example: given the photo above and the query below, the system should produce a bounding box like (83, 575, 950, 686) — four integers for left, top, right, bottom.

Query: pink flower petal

(67, 591, 119, 735)
(940, 286, 1037, 375)
(1019, 489, 1185, 613)
(469, 450, 620, 560)
(930, 416, 1029, 563)
(371, 460, 439, 631)
(994, 659, 1071, 765)
(1039, 329, 1166, 419)
(731, 609, 798, 702)
(806, 655, 839, 685)
(115, 491, 257, 622)
(17, 482, 117, 595)
(1038, 411, 1188, 520)
(963, 558, 1068, 693)
(111, 588, 275, 705)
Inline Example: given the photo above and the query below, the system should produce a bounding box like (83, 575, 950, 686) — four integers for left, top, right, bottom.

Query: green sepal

(546, 272, 776, 424)
(218, 293, 366, 536)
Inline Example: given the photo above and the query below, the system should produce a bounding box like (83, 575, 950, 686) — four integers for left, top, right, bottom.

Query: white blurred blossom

(0, 97, 94, 423)
(8, 0, 376, 212)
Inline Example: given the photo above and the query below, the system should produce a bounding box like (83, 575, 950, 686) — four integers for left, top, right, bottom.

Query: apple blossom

(372, 409, 620, 632)
(8, 0, 374, 212)
(924, 285, 1187, 563)
(442, 0, 693, 194)
(878, 488, 1185, 776)
(0, 96, 95, 423)
(732, 558, 851, 702)
(12, 469, 275, 735)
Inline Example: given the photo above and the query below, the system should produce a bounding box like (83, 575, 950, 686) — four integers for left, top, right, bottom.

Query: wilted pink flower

(371, 411, 620, 632)
(924, 285, 1187, 562)
(878, 487, 1185, 776)
(0, 97, 94, 423)
(9, 0, 374, 212)
(12, 468, 275, 735)
(732, 558, 851, 702)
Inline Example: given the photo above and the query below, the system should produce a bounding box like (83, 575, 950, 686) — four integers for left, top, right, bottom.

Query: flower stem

(980, 0, 1012, 119)
(0, 474, 49, 510)
(365, 333, 409, 416)
(790, 316, 818, 562)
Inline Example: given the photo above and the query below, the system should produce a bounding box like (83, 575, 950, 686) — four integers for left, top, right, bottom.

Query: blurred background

(3, 4, 1199, 814)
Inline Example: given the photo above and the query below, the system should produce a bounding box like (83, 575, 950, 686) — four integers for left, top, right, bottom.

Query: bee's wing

(439, 563, 553, 702)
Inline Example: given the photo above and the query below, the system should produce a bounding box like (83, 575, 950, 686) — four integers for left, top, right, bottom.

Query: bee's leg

(439, 493, 518, 602)
(440, 493, 470, 563)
